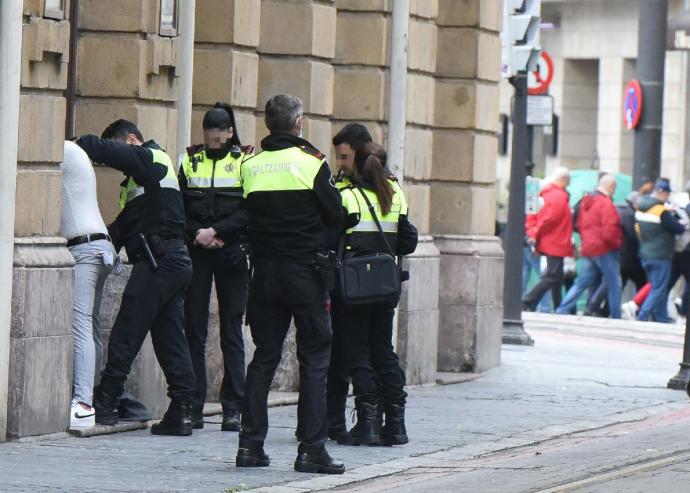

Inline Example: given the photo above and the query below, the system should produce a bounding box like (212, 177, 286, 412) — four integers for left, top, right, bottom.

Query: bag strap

(355, 185, 396, 257)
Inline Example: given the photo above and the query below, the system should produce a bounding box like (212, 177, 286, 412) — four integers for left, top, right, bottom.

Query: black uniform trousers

(523, 256, 564, 310)
(240, 260, 332, 454)
(98, 246, 196, 404)
(185, 245, 249, 413)
(326, 297, 350, 419)
(340, 299, 407, 407)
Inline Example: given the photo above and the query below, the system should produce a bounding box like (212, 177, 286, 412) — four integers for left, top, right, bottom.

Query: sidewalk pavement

(0, 314, 688, 492)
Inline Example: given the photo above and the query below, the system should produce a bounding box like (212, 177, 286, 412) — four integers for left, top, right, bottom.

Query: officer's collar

(142, 140, 161, 150)
(261, 133, 315, 152)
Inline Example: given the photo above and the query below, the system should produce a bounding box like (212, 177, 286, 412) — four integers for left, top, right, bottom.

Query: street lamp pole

(668, 307, 690, 390)
(502, 74, 534, 346)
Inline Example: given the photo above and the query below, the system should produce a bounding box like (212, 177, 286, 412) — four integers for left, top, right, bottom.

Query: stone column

(432, 0, 503, 373)
(397, 1, 441, 385)
(597, 57, 629, 174)
(191, 0, 261, 400)
(8, 1, 74, 439)
(73, 1, 185, 418)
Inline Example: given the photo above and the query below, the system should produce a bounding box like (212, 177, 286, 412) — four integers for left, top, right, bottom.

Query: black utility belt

(67, 233, 111, 248)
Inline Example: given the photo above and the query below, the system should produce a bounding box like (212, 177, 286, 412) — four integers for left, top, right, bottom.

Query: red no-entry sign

(623, 80, 643, 130)
(528, 51, 554, 95)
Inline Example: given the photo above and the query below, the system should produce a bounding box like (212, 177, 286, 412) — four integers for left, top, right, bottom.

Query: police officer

(336, 143, 418, 446)
(179, 103, 251, 431)
(76, 120, 196, 436)
(235, 94, 345, 474)
(326, 123, 374, 443)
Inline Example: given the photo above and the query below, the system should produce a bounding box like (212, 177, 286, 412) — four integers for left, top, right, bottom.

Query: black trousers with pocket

(97, 246, 196, 405)
(523, 255, 564, 311)
(239, 260, 332, 454)
(184, 245, 249, 413)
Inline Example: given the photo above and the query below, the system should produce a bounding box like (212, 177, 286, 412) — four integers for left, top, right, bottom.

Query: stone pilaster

(7, 2, 74, 439)
(432, 0, 503, 373)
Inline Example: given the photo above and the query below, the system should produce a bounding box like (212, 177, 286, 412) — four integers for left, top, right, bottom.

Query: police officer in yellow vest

(179, 103, 252, 432)
(76, 120, 197, 436)
(235, 94, 345, 474)
(336, 143, 418, 447)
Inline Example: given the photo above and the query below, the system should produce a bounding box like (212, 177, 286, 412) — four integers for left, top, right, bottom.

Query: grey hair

(548, 166, 570, 183)
(264, 94, 304, 134)
(598, 173, 616, 187)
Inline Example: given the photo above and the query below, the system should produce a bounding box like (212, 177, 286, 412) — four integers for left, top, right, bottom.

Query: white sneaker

(621, 301, 638, 321)
(71, 399, 95, 428)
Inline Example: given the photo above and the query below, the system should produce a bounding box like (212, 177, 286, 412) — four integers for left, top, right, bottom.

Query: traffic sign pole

(503, 74, 535, 346)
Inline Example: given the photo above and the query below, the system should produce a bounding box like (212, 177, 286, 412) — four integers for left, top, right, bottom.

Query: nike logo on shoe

(73, 410, 95, 419)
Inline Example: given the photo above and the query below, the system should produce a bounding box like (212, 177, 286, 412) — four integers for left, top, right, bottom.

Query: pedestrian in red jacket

(523, 167, 573, 311)
(556, 174, 624, 318)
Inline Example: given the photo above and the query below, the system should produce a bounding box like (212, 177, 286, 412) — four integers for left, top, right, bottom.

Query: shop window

(44, 0, 66, 20)
(160, 0, 179, 37)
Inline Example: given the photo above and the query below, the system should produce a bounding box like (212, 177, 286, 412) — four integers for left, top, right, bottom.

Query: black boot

(294, 448, 345, 474)
(380, 403, 408, 445)
(93, 388, 119, 426)
(342, 402, 380, 446)
(191, 404, 204, 430)
(150, 401, 193, 436)
(221, 410, 241, 432)
(236, 446, 270, 467)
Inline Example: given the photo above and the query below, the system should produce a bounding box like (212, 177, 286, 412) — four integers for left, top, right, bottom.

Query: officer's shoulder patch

(298, 145, 325, 160)
(240, 150, 262, 163)
(387, 174, 399, 182)
(186, 144, 205, 158)
(241, 144, 255, 155)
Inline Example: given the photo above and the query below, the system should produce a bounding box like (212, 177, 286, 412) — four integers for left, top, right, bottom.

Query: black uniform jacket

(76, 136, 185, 256)
(242, 133, 342, 264)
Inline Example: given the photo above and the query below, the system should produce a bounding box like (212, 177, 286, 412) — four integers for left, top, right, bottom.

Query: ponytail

(355, 143, 394, 215)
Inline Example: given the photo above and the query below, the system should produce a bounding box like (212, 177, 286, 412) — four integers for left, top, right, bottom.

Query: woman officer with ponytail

(179, 102, 253, 432)
(336, 143, 418, 446)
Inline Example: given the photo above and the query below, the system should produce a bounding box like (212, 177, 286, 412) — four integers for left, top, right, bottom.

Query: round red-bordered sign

(623, 80, 643, 130)
(528, 51, 554, 95)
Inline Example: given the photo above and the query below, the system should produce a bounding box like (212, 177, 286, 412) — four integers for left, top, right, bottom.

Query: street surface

(1, 314, 689, 492)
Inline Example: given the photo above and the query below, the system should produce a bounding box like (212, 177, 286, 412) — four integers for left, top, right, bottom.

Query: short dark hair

(264, 94, 303, 134)
(101, 119, 144, 142)
(332, 123, 372, 150)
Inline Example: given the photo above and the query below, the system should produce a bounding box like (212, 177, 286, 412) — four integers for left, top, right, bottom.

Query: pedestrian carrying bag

(337, 186, 401, 306)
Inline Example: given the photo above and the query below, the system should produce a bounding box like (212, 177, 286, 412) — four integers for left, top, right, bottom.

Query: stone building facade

(0, 0, 504, 441)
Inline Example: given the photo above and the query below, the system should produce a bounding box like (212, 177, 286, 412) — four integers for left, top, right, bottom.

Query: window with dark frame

(44, 0, 66, 20)
(160, 0, 179, 37)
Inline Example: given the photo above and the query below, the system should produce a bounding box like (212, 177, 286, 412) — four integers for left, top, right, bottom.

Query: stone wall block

(77, 34, 142, 97)
(195, 0, 261, 46)
(260, 1, 336, 58)
(333, 68, 386, 120)
(437, 28, 501, 81)
(139, 35, 179, 102)
(397, 309, 438, 384)
(79, 0, 158, 32)
(17, 95, 65, 163)
(335, 0, 391, 12)
(406, 74, 435, 125)
(403, 183, 430, 235)
(303, 117, 333, 161)
(7, 335, 72, 438)
(430, 183, 496, 236)
(411, 0, 438, 19)
(21, 16, 70, 90)
(404, 127, 433, 180)
(437, 0, 502, 31)
(434, 79, 499, 131)
(335, 12, 388, 66)
(399, 237, 441, 313)
(432, 130, 498, 184)
(23, 0, 44, 17)
(14, 170, 63, 236)
(193, 48, 258, 108)
(408, 20, 438, 73)
(258, 58, 334, 116)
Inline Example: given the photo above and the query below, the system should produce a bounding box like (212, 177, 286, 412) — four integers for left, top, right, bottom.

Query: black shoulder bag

(337, 186, 401, 306)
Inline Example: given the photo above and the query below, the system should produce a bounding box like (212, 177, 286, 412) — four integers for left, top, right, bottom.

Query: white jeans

(70, 239, 117, 406)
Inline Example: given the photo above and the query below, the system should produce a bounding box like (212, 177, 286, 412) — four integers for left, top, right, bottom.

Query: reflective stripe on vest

(119, 148, 179, 209)
(241, 147, 324, 198)
(341, 184, 404, 236)
(181, 150, 244, 190)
